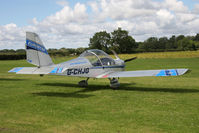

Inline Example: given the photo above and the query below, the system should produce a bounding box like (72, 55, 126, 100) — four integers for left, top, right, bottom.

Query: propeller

(124, 57, 137, 62)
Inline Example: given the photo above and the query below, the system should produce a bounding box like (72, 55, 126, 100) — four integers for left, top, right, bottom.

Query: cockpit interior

(80, 49, 115, 66)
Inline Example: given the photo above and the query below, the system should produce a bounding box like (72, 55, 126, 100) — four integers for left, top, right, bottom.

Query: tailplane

(26, 32, 54, 67)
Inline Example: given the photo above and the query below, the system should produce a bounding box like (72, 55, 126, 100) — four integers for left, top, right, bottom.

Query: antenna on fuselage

(111, 50, 120, 60)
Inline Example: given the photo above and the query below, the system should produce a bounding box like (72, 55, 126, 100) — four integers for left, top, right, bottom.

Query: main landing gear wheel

(78, 78, 89, 87)
(109, 78, 120, 89)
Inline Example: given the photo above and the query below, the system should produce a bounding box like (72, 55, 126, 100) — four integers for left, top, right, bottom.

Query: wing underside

(101, 69, 189, 78)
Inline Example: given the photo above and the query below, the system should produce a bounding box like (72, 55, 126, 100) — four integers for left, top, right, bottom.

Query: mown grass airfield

(0, 51, 199, 133)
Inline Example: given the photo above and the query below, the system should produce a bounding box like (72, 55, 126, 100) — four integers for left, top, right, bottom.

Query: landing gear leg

(109, 78, 120, 88)
(78, 78, 89, 87)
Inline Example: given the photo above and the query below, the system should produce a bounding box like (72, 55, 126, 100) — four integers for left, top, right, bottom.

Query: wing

(100, 69, 189, 78)
(8, 67, 67, 75)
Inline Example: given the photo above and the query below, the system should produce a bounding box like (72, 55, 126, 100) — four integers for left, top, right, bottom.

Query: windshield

(80, 49, 115, 66)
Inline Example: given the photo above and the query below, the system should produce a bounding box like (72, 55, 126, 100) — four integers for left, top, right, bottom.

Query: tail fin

(26, 32, 54, 67)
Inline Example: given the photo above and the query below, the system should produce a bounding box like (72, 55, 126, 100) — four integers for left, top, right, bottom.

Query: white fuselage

(49, 57, 125, 78)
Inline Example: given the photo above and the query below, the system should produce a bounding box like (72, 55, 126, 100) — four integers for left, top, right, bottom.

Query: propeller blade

(124, 57, 137, 62)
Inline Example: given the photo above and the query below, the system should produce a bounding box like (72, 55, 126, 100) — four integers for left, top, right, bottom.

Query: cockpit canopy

(79, 49, 115, 66)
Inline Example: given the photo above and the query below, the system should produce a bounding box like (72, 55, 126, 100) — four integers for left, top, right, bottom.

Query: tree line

(0, 48, 86, 60)
(0, 27, 199, 60)
(89, 28, 199, 53)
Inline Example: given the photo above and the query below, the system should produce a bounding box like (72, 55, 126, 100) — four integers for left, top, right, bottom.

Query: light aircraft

(9, 32, 189, 88)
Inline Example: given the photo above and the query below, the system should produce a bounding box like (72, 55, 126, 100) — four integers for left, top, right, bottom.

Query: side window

(101, 58, 115, 66)
(92, 59, 102, 66)
(88, 56, 102, 66)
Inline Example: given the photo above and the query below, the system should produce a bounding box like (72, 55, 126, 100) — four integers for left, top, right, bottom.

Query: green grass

(0, 53, 199, 132)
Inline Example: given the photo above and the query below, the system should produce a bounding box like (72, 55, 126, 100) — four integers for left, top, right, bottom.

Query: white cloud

(164, 0, 189, 13)
(0, 23, 25, 49)
(156, 9, 174, 27)
(0, 24, 24, 42)
(43, 3, 88, 25)
(91, 0, 158, 21)
(192, 3, 199, 13)
(176, 13, 197, 23)
(187, 18, 199, 33)
(0, 0, 199, 49)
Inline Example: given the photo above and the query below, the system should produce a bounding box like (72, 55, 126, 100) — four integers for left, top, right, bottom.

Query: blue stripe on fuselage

(57, 68, 63, 73)
(50, 67, 58, 73)
(26, 39, 48, 55)
(50, 67, 63, 74)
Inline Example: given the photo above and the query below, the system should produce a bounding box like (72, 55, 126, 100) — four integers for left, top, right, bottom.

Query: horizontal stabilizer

(9, 67, 55, 74)
(102, 69, 189, 78)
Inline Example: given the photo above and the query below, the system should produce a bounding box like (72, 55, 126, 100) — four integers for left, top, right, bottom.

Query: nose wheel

(78, 78, 89, 87)
(109, 78, 120, 88)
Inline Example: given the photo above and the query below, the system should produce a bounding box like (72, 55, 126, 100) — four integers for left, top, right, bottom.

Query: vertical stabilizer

(26, 32, 54, 67)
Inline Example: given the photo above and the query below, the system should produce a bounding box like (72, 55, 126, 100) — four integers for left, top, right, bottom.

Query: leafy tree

(193, 33, 199, 41)
(59, 48, 70, 56)
(16, 49, 26, 54)
(0, 49, 16, 53)
(89, 31, 111, 53)
(140, 37, 159, 51)
(194, 41, 199, 49)
(111, 27, 137, 53)
(158, 37, 168, 50)
(176, 35, 185, 41)
(177, 38, 196, 51)
(75, 47, 87, 55)
(166, 35, 177, 49)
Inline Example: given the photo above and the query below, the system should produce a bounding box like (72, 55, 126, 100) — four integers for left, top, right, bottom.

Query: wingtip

(177, 68, 190, 75)
(184, 69, 191, 74)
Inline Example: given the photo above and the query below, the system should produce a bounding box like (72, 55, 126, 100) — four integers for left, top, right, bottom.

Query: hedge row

(0, 53, 69, 60)
(0, 54, 26, 60)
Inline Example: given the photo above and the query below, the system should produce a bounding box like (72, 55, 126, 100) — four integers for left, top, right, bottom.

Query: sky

(0, 0, 199, 50)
